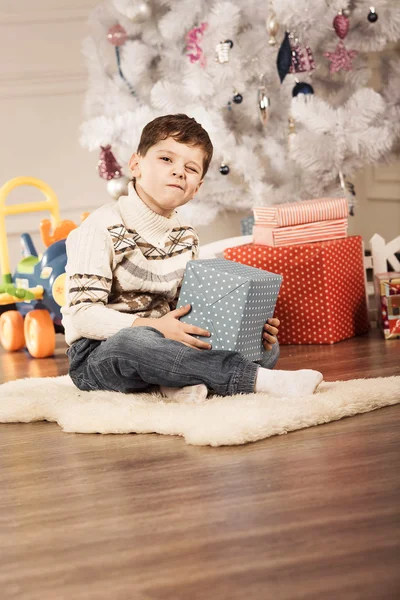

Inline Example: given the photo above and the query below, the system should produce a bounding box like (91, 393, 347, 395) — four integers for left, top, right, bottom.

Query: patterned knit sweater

(61, 182, 199, 345)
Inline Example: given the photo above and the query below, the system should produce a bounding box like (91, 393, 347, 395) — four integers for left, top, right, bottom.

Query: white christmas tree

(80, 0, 400, 225)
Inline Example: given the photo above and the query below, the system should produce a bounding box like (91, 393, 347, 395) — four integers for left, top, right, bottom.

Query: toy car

(0, 176, 77, 358)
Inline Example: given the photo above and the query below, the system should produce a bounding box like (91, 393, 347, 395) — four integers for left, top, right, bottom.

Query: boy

(62, 114, 323, 401)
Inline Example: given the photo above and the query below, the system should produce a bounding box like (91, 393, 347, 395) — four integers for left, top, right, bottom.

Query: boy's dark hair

(137, 114, 213, 177)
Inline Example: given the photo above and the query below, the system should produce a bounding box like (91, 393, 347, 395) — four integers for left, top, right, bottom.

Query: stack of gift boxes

(226, 198, 370, 345)
(252, 197, 349, 248)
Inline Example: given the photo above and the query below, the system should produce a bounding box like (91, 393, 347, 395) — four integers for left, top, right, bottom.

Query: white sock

(159, 384, 209, 404)
(254, 368, 323, 397)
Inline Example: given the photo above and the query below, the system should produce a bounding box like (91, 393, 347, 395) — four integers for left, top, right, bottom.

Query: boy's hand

(135, 305, 212, 351)
(263, 317, 280, 351)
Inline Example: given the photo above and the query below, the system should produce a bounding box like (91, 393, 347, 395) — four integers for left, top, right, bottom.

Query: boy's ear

(129, 153, 141, 177)
(192, 179, 204, 198)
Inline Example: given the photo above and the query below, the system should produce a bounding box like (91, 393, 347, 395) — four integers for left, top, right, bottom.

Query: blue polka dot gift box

(177, 258, 282, 361)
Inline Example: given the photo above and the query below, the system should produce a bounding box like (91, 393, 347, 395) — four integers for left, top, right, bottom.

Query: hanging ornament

(186, 22, 208, 68)
(227, 91, 243, 111)
(115, 45, 136, 95)
(324, 11, 358, 74)
(333, 12, 350, 39)
(128, 2, 152, 23)
(276, 32, 292, 83)
(288, 116, 297, 151)
(325, 41, 357, 73)
(97, 146, 123, 180)
(266, 11, 280, 46)
(215, 40, 234, 64)
(339, 170, 356, 216)
(107, 22, 136, 96)
(107, 24, 128, 46)
(257, 77, 271, 127)
(107, 175, 130, 199)
(288, 33, 316, 74)
(368, 7, 378, 23)
(113, 0, 152, 23)
(292, 81, 314, 97)
(219, 163, 230, 175)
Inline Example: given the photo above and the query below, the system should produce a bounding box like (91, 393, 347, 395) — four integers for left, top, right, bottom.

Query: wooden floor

(0, 330, 399, 600)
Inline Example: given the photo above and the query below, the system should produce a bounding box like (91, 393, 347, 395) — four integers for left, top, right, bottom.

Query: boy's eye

(160, 157, 198, 173)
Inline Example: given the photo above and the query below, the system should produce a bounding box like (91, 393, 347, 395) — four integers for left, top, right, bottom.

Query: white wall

(0, 1, 399, 276)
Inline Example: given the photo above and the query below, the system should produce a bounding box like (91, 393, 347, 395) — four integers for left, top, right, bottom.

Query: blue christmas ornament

(292, 82, 314, 97)
(219, 164, 230, 175)
(277, 31, 292, 83)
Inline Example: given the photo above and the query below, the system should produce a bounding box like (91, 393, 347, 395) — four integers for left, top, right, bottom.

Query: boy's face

(129, 137, 205, 217)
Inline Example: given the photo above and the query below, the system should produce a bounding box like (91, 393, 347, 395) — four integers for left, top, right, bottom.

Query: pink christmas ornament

(324, 40, 358, 73)
(289, 42, 316, 74)
(186, 22, 208, 68)
(333, 13, 350, 39)
(107, 24, 128, 46)
(97, 146, 123, 180)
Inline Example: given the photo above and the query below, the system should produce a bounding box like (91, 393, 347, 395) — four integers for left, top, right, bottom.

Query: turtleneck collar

(118, 181, 181, 248)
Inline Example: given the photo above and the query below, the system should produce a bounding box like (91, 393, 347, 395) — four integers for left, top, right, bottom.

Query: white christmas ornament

(107, 175, 130, 199)
(215, 41, 232, 64)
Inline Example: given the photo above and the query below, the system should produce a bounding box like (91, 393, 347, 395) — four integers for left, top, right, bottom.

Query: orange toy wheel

(0, 310, 25, 352)
(24, 309, 55, 358)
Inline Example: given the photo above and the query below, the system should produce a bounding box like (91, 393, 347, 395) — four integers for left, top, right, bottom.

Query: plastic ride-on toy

(0, 177, 78, 358)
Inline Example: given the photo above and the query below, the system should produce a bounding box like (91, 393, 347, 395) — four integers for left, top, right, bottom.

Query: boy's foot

(159, 384, 209, 404)
(254, 368, 323, 397)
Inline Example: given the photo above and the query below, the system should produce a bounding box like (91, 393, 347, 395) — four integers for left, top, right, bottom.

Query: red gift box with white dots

(224, 236, 369, 345)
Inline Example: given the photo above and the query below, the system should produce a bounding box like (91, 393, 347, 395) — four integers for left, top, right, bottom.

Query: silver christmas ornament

(257, 85, 271, 126)
(339, 170, 356, 216)
(131, 2, 152, 22)
(114, 1, 152, 23)
(107, 175, 130, 199)
(266, 11, 280, 46)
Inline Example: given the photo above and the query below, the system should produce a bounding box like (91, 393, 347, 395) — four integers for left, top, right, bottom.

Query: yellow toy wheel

(0, 310, 25, 351)
(52, 272, 66, 307)
(24, 309, 55, 358)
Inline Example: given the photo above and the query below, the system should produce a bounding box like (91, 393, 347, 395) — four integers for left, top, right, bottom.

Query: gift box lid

(189, 258, 281, 281)
(253, 197, 348, 227)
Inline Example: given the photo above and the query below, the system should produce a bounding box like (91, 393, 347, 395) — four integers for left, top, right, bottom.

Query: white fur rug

(0, 375, 399, 446)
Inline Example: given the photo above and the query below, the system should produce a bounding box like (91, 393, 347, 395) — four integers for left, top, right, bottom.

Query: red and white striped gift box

(252, 218, 348, 247)
(253, 198, 348, 228)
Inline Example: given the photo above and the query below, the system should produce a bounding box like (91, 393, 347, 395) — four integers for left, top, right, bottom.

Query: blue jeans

(67, 326, 280, 397)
